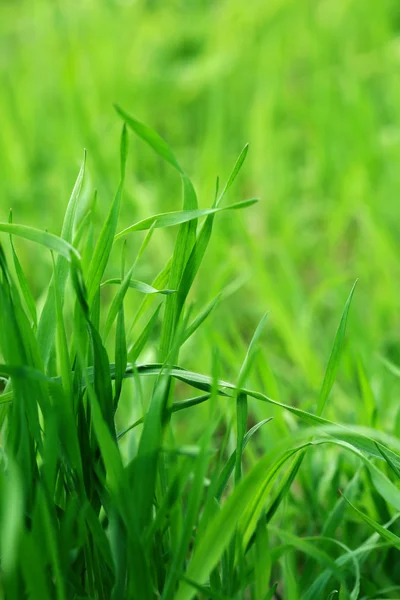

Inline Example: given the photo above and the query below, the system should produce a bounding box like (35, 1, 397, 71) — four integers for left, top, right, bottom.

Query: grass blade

(114, 104, 184, 173)
(87, 125, 128, 306)
(115, 199, 258, 239)
(317, 281, 357, 416)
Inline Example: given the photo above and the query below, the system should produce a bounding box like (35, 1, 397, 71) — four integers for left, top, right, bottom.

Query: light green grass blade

(237, 313, 268, 388)
(102, 277, 175, 295)
(36, 155, 85, 367)
(114, 246, 128, 404)
(52, 254, 73, 401)
(0, 223, 80, 261)
(87, 125, 128, 305)
(215, 418, 272, 500)
(159, 174, 198, 360)
(114, 104, 184, 173)
(182, 294, 221, 345)
(235, 392, 248, 485)
(8, 210, 37, 329)
(217, 144, 249, 206)
(115, 198, 258, 239)
(128, 304, 161, 362)
(127, 258, 172, 337)
(103, 266, 134, 340)
(317, 281, 357, 416)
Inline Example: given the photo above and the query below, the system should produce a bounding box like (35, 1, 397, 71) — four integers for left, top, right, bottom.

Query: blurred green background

(2, 0, 400, 430)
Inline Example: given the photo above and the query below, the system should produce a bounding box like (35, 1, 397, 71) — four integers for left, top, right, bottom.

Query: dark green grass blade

(263, 583, 278, 600)
(376, 442, 400, 478)
(341, 494, 400, 549)
(130, 374, 169, 532)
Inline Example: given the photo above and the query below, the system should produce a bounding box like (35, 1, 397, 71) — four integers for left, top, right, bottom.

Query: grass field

(2, 1, 400, 598)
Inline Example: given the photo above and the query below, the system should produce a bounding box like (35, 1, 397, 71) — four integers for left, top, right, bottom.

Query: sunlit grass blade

(0, 223, 80, 261)
(217, 144, 249, 205)
(114, 104, 184, 173)
(102, 277, 175, 295)
(87, 125, 128, 306)
(237, 313, 268, 388)
(115, 199, 258, 239)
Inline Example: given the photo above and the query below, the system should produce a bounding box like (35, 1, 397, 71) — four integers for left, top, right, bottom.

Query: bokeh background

(2, 0, 400, 433)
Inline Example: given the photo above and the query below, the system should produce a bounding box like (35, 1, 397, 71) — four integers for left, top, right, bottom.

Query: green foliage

(0, 110, 400, 600)
(2, 2, 400, 594)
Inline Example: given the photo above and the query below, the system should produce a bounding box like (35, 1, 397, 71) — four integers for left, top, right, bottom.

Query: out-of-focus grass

(2, 0, 400, 596)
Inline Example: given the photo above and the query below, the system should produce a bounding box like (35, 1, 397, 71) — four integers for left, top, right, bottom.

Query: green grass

(2, 0, 400, 598)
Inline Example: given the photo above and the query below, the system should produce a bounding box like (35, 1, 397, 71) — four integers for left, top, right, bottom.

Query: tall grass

(1, 112, 400, 599)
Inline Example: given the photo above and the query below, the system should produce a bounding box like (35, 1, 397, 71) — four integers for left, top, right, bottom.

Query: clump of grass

(1, 110, 400, 600)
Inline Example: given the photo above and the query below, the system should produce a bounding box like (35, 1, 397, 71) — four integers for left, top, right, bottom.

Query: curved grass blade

(114, 104, 184, 174)
(102, 277, 175, 295)
(341, 494, 400, 549)
(115, 199, 258, 239)
(0, 224, 80, 261)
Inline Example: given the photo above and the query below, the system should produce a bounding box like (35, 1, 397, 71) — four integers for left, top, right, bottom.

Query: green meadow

(1, 1, 400, 598)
